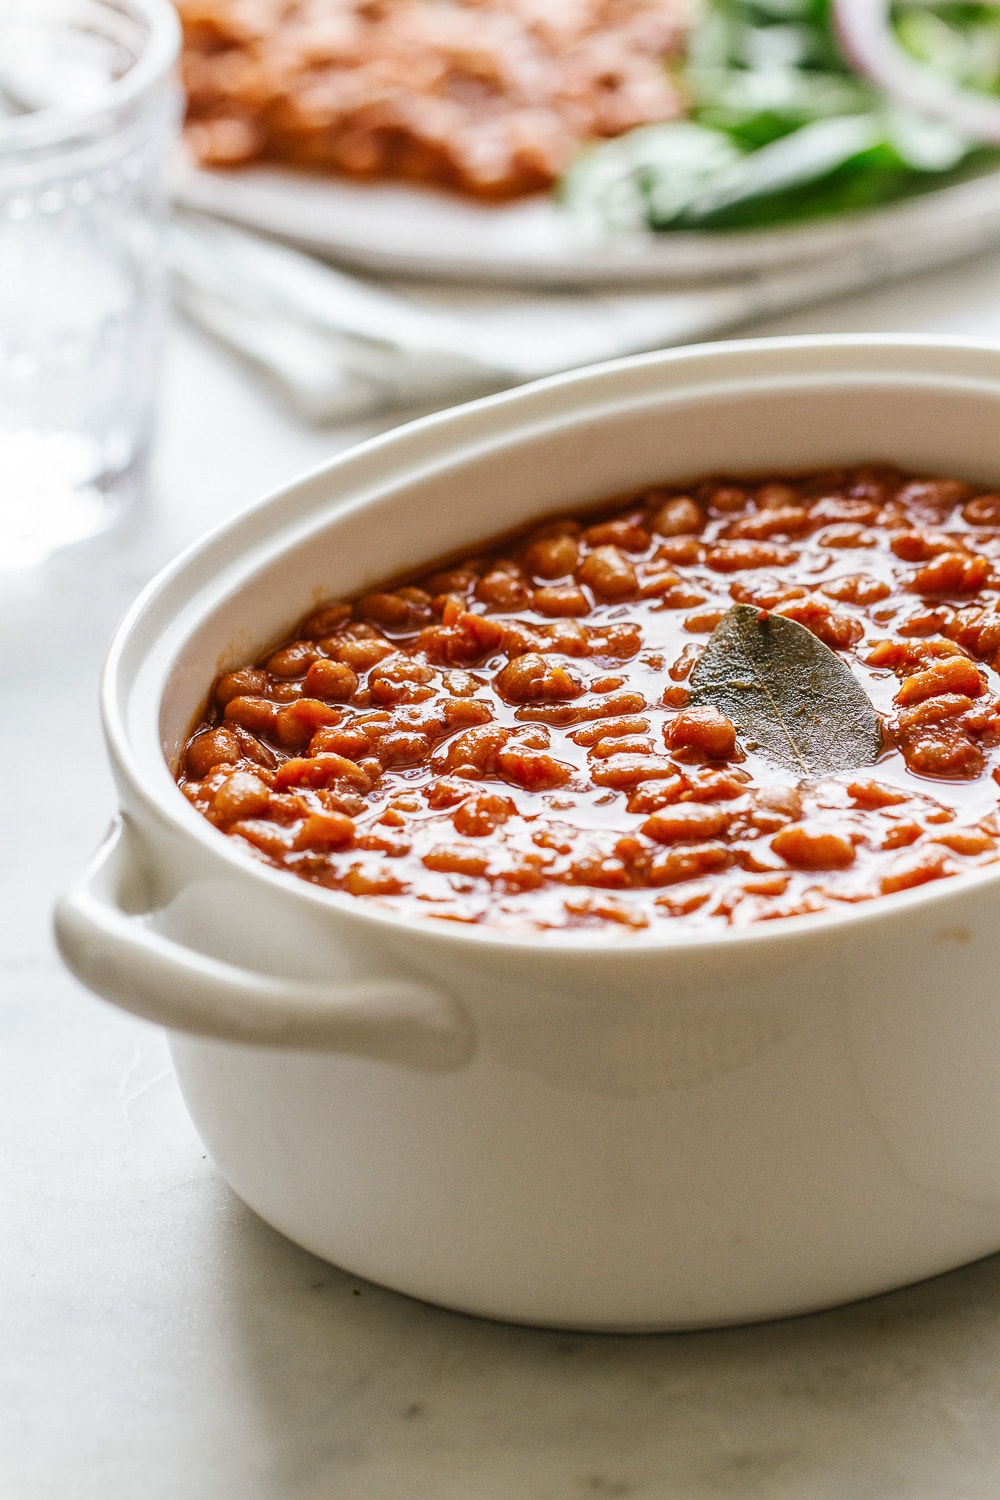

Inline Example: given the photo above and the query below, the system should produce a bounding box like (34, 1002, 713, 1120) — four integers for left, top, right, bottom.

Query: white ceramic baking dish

(56, 336, 1000, 1330)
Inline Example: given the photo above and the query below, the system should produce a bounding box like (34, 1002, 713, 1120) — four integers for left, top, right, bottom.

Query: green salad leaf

(560, 0, 1000, 231)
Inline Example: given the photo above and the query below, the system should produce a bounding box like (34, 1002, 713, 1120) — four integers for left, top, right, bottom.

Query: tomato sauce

(177, 466, 1000, 930)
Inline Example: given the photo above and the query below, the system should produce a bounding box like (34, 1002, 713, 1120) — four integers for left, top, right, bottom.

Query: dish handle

(54, 817, 474, 1070)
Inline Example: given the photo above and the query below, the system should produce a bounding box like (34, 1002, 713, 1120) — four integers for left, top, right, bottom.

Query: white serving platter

(173, 157, 1000, 287)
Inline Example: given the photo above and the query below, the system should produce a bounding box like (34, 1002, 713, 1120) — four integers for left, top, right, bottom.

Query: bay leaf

(687, 604, 882, 778)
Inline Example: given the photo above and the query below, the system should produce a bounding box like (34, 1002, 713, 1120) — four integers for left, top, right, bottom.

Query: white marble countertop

(7, 255, 1000, 1499)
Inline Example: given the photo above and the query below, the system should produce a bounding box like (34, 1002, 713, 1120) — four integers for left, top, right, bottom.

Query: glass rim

(0, 0, 181, 153)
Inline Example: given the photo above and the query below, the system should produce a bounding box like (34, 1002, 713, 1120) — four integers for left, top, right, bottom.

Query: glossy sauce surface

(177, 466, 1000, 931)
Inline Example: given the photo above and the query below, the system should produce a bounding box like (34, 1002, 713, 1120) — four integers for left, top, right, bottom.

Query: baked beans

(178, 466, 1000, 931)
(177, 0, 690, 198)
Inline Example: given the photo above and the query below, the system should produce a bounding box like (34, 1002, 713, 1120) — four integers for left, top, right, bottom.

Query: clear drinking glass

(0, 0, 180, 568)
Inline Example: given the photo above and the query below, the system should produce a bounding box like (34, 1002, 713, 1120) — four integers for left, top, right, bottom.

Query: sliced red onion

(834, 0, 1000, 143)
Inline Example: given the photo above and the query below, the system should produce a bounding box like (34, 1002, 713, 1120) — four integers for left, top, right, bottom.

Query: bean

(897, 478, 972, 511)
(375, 730, 432, 767)
(625, 777, 688, 814)
(592, 754, 680, 789)
(686, 767, 752, 801)
(880, 823, 923, 851)
(532, 585, 590, 617)
(704, 485, 749, 514)
(420, 567, 479, 596)
(577, 546, 638, 600)
(495, 653, 584, 703)
(821, 574, 892, 606)
(274, 754, 373, 792)
(651, 496, 704, 536)
(809, 496, 880, 526)
(215, 668, 268, 706)
(440, 724, 510, 777)
(683, 608, 726, 634)
(422, 845, 490, 878)
(571, 716, 650, 747)
(895, 695, 975, 732)
(648, 843, 731, 886)
(497, 745, 572, 789)
(453, 794, 516, 836)
(891, 529, 965, 562)
(356, 589, 432, 629)
(266, 641, 317, 678)
(774, 598, 863, 651)
(815, 525, 876, 549)
(582, 517, 650, 552)
(344, 866, 404, 896)
(962, 493, 1000, 526)
(642, 804, 730, 844)
(294, 812, 356, 850)
(476, 568, 530, 609)
(208, 770, 271, 823)
(665, 707, 737, 760)
(335, 637, 394, 670)
(369, 657, 436, 705)
(771, 822, 856, 870)
(726, 507, 809, 540)
(895, 656, 985, 705)
(879, 849, 953, 894)
(667, 643, 703, 682)
(275, 699, 344, 751)
(653, 537, 703, 566)
(639, 569, 681, 599)
(909, 552, 989, 596)
(756, 483, 801, 509)
(707, 540, 796, 571)
(847, 779, 908, 810)
(303, 658, 359, 701)
(898, 729, 984, 780)
(590, 735, 654, 758)
(524, 532, 579, 579)
(299, 602, 352, 639)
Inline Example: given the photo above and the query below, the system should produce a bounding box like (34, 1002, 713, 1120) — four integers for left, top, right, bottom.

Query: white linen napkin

(170, 202, 1000, 421)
